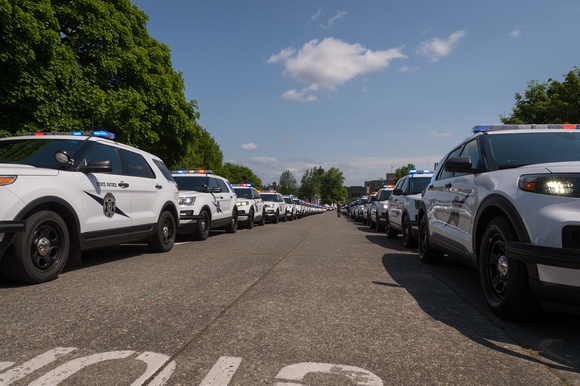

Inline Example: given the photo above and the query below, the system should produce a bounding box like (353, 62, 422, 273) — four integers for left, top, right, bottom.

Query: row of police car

(0, 131, 322, 285)
(347, 124, 580, 321)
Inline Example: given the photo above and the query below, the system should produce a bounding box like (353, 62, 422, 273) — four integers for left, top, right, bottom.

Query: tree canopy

(319, 167, 347, 204)
(1, 0, 199, 166)
(222, 163, 262, 188)
(501, 67, 580, 124)
(278, 170, 299, 196)
(394, 163, 415, 183)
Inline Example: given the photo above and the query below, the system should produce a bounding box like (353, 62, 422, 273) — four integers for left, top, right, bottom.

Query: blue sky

(132, 0, 580, 186)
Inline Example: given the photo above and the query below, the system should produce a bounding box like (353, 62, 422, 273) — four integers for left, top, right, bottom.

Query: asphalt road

(1, 211, 579, 385)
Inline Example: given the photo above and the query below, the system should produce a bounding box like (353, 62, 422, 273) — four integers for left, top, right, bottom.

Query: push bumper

(507, 241, 580, 311)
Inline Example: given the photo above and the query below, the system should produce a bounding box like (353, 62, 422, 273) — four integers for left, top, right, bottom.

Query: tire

(385, 218, 397, 239)
(225, 210, 238, 233)
(149, 210, 176, 253)
(479, 217, 540, 320)
(0, 211, 70, 284)
(418, 216, 444, 263)
(402, 215, 416, 248)
(246, 208, 254, 229)
(193, 210, 210, 240)
(258, 209, 266, 226)
(289, 211, 294, 221)
(281, 211, 287, 222)
(376, 217, 384, 232)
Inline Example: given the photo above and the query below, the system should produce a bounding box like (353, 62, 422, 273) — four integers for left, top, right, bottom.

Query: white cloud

(417, 30, 466, 62)
(321, 10, 347, 28)
(311, 8, 322, 22)
(398, 65, 420, 73)
(509, 26, 524, 38)
(241, 143, 259, 151)
(426, 131, 452, 137)
(283, 136, 296, 142)
(268, 37, 407, 101)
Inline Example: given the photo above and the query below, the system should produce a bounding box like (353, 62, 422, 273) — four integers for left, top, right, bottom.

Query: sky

(132, 0, 580, 186)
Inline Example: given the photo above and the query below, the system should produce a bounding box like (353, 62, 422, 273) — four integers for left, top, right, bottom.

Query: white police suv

(418, 124, 580, 320)
(261, 191, 286, 223)
(386, 170, 433, 247)
(0, 131, 179, 284)
(172, 170, 238, 240)
(369, 185, 393, 231)
(232, 184, 265, 228)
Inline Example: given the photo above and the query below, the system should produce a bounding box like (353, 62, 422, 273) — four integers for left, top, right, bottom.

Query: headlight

(179, 197, 196, 206)
(519, 174, 580, 197)
(382, 204, 388, 209)
(236, 201, 249, 206)
(265, 203, 274, 208)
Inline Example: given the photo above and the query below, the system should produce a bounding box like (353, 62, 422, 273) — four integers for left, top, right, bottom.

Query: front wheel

(385, 218, 397, 239)
(418, 216, 444, 263)
(225, 210, 238, 233)
(401, 216, 416, 248)
(246, 208, 254, 229)
(193, 210, 210, 240)
(1, 211, 70, 284)
(258, 209, 266, 226)
(479, 217, 539, 320)
(149, 210, 176, 253)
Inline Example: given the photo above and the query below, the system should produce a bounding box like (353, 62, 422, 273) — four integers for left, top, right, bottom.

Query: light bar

(472, 124, 580, 133)
(22, 131, 116, 139)
(172, 169, 213, 175)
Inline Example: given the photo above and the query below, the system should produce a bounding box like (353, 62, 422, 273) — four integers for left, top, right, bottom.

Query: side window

(207, 177, 220, 191)
(438, 146, 463, 180)
(82, 143, 122, 174)
(459, 139, 481, 172)
(216, 178, 229, 193)
(118, 149, 155, 178)
(152, 159, 175, 182)
(399, 178, 409, 195)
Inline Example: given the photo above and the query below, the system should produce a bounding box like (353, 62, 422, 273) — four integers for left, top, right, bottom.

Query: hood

(0, 164, 59, 176)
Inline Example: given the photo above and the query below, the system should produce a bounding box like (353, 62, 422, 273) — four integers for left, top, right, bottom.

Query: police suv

(232, 184, 265, 228)
(172, 170, 238, 240)
(261, 191, 286, 223)
(418, 124, 580, 320)
(369, 185, 393, 231)
(386, 170, 433, 247)
(0, 131, 179, 284)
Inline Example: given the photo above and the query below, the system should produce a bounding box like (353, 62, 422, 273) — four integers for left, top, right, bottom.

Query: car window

(152, 159, 175, 182)
(485, 131, 580, 170)
(82, 143, 122, 174)
(118, 149, 155, 178)
(378, 190, 392, 201)
(0, 138, 85, 169)
(438, 146, 463, 180)
(233, 188, 251, 198)
(207, 177, 220, 191)
(410, 176, 432, 194)
(174, 176, 207, 192)
(399, 178, 409, 194)
(457, 139, 481, 175)
(216, 178, 230, 193)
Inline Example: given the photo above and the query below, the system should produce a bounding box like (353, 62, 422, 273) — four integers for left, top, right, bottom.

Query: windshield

(174, 176, 207, 192)
(261, 193, 277, 202)
(233, 188, 251, 198)
(410, 176, 432, 194)
(486, 131, 580, 170)
(0, 138, 85, 169)
(284, 197, 293, 204)
(378, 190, 392, 201)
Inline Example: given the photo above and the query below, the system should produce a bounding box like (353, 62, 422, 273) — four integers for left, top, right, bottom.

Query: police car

(418, 124, 580, 320)
(0, 131, 179, 284)
(232, 184, 265, 228)
(172, 170, 238, 240)
(260, 191, 286, 223)
(282, 195, 297, 221)
(386, 170, 433, 247)
(369, 185, 394, 231)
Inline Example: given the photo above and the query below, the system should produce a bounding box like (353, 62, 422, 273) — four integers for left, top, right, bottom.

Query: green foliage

(0, 0, 198, 166)
(278, 170, 298, 195)
(222, 163, 262, 187)
(501, 67, 580, 124)
(319, 167, 347, 204)
(298, 167, 321, 202)
(174, 125, 222, 172)
(394, 163, 415, 183)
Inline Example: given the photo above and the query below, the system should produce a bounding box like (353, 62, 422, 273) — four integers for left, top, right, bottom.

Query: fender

(473, 194, 530, 258)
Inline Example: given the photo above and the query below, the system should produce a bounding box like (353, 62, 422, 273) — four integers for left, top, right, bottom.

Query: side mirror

(392, 188, 403, 195)
(212, 187, 222, 193)
(55, 150, 73, 165)
(79, 160, 112, 173)
(444, 157, 477, 173)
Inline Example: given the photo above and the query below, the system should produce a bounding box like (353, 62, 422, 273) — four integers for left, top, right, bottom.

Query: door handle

(445, 183, 452, 189)
(155, 184, 162, 190)
(119, 182, 129, 188)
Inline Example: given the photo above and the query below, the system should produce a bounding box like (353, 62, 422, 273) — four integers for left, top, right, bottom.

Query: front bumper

(178, 212, 204, 232)
(0, 220, 26, 259)
(508, 241, 580, 310)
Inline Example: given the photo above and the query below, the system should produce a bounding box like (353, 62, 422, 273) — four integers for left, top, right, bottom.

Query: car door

(206, 177, 228, 222)
(389, 177, 409, 230)
(252, 188, 264, 216)
(77, 142, 132, 233)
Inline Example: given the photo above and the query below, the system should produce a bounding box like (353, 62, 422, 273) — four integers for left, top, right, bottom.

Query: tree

(0, 0, 199, 166)
(319, 167, 347, 204)
(501, 67, 580, 124)
(174, 125, 223, 172)
(221, 163, 262, 188)
(278, 170, 298, 195)
(394, 163, 415, 183)
(298, 167, 320, 202)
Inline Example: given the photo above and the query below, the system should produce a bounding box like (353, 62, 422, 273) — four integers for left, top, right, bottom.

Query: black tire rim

(30, 222, 63, 271)
(486, 232, 509, 301)
(161, 215, 174, 245)
(200, 213, 209, 236)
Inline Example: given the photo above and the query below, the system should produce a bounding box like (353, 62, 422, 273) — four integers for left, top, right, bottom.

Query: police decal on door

(84, 191, 130, 218)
